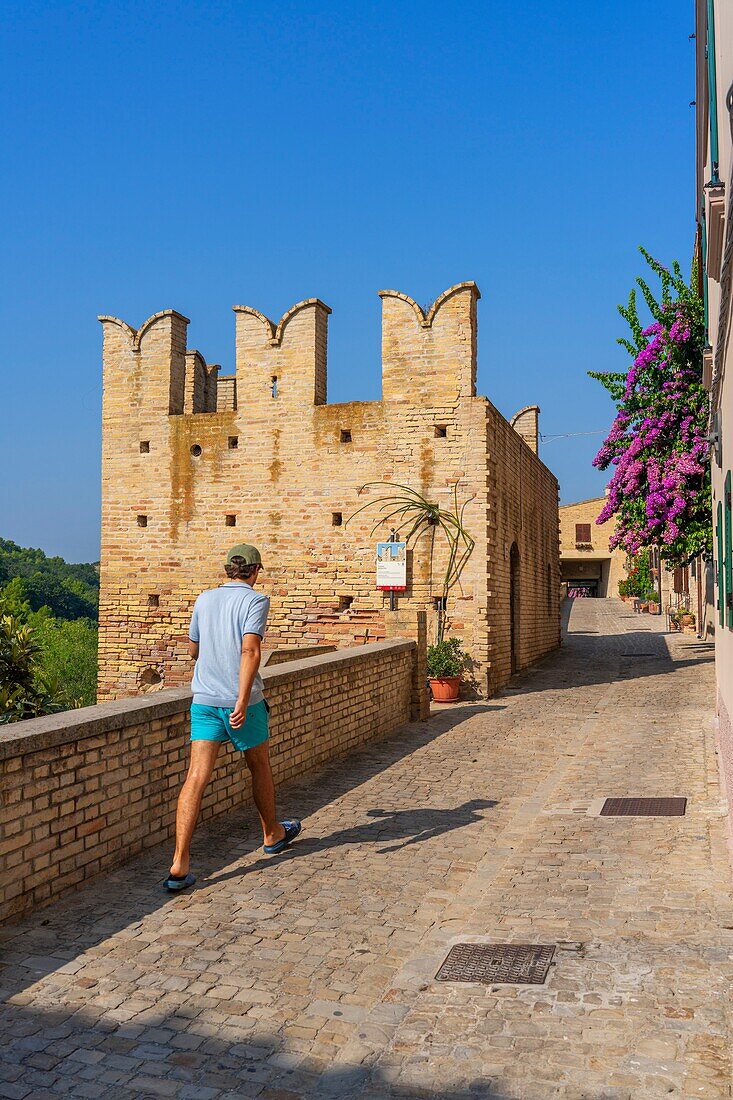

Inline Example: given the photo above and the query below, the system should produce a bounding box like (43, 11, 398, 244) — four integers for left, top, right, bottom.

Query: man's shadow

(208, 798, 498, 885)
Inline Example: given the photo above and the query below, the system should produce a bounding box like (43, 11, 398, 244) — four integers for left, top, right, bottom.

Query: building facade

(559, 497, 628, 598)
(97, 283, 561, 701)
(696, 0, 733, 824)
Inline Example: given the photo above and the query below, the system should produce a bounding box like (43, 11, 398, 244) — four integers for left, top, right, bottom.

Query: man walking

(165, 544, 301, 892)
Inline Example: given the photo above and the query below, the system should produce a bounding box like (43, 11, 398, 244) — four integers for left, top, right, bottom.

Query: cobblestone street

(1, 600, 732, 1099)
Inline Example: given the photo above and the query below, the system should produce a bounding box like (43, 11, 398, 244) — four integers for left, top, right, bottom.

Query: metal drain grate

(435, 943, 555, 985)
(600, 797, 687, 817)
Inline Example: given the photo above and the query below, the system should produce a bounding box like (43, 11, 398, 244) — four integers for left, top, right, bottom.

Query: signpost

(376, 530, 406, 611)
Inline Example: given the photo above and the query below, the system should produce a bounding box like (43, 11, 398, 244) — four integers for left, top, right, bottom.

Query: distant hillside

(0, 538, 99, 621)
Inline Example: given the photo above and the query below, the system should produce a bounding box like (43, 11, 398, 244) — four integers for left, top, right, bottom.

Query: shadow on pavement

(208, 798, 499, 886)
(0, 704, 503, 993)
(0, 1001, 508, 1098)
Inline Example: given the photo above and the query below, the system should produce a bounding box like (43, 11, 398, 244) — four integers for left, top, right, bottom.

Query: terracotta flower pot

(429, 676, 461, 702)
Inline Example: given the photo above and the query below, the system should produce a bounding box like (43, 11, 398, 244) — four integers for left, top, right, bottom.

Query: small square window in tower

(434, 425, 448, 438)
(332, 512, 343, 526)
(225, 514, 237, 527)
(140, 441, 150, 453)
(137, 515, 148, 527)
(228, 436, 239, 449)
(148, 594, 159, 608)
(339, 596, 354, 611)
(340, 429, 352, 444)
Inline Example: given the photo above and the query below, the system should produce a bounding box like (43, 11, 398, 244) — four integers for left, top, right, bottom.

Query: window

(148, 594, 159, 608)
(434, 425, 447, 438)
(225, 514, 236, 527)
(271, 376, 278, 398)
(332, 512, 343, 526)
(137, 515, 148, 527)
(673, 566, 689, 595)
(139, 441, 150, 453)
(433, 596, 447, 611)
(575, 523, 591, 545)
(190, 444, 202, 457)
(339, 596, 354, 611)
(340, 429, 352, 443)
(228, 436, 239, 449)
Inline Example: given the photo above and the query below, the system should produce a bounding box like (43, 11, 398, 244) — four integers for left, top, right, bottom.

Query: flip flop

(164, 871, 196, 893)
(263, 820, 302, 855)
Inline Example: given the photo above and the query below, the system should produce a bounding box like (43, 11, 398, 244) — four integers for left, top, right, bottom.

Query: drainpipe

(706, 0, 720, 186)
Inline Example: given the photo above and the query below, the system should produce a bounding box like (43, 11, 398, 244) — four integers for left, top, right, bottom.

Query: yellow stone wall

(97, 283, 560, 700)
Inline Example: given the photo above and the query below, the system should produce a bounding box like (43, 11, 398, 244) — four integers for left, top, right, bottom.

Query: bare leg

(170, 741, 221, 876)
(245, 742, 285, 846)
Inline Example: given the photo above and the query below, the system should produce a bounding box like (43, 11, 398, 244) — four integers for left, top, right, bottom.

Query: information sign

(376, 541, 407, 591)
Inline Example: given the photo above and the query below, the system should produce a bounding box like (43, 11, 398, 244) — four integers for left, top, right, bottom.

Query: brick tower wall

(97, 284, 560, 701)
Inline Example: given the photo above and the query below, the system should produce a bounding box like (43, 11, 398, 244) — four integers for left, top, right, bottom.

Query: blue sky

(1, 0, 695, 562)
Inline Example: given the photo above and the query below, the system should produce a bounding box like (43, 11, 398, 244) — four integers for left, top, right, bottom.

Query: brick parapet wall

(0, 640, 416, 923)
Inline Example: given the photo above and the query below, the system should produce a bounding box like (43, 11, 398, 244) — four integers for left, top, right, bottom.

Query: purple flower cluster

(593, 300, 710, 561)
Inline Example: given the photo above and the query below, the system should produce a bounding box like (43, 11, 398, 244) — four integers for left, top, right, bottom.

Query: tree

(589, 248, 711, 566)
(0, 603, 65, 723)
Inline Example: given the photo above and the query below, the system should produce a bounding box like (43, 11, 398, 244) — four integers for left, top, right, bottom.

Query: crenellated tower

(97, 284, 560, 701)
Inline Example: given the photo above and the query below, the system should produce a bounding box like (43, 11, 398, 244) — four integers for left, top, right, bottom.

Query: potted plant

(426, 637, 469, 702)
(678, 610, 696, 632)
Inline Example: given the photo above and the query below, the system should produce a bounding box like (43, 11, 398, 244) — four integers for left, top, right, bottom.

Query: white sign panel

(376, 541, 407, 591)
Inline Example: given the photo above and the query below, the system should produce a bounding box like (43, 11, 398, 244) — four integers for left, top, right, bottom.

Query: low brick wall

(0, 640, 418, 923)
(263, 645, 337, 666)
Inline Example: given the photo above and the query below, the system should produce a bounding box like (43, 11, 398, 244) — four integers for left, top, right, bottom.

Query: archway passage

(510, 542, 521, 675)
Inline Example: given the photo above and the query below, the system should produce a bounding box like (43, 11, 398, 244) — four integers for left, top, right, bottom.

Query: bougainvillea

(589, 248, 711, 566)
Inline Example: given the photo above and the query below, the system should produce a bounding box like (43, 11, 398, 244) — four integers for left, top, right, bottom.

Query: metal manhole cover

(600, 797, 687, 817)
(435, 943, 555, 985)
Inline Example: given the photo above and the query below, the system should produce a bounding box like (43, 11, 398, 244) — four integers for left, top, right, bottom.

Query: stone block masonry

(98, 282, 561, 701)
(0, 641, 417, 923)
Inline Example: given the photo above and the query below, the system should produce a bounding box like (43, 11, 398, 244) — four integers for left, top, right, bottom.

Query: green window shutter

(717, 500, 725, 626)
(721, 470, 726, 629)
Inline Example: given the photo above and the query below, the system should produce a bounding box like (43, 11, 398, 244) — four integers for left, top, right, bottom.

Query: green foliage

(587, 370, 627, 402)
(426, 637, 470, 679)
(33, 617, 98, 709)
(0, 538, 98, 621)
(0, 539, 100, 721)
(0, 606, 65, 723)
(618, 553, 657, 601)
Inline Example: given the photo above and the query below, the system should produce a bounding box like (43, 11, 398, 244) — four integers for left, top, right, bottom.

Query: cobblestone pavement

(1, 600, 732, 1099)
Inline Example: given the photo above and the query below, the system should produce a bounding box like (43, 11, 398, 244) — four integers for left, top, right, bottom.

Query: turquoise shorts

(190, 699, 270, 752)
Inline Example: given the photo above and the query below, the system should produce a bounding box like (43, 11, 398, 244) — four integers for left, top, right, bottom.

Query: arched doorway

(510, 542, 520, 674)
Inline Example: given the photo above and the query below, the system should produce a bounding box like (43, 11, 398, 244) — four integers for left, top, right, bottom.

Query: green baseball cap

(226, 543, 263, 567)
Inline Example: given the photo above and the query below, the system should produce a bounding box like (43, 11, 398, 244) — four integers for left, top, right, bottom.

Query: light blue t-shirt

(189, 583, 270, 708)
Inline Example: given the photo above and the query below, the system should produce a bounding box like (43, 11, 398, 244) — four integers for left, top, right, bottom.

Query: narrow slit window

(225, 514, 237, 527)
(228, 436, 239, 449)
(139, 441, 150, 453)
(137, 515, 148, 527)
(271, 376, 278, 398)
(434, 425, 447, 438)
(340, 429, 352, 443)
(332, 512, 343, 526)
(148, 594, 159, 608)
